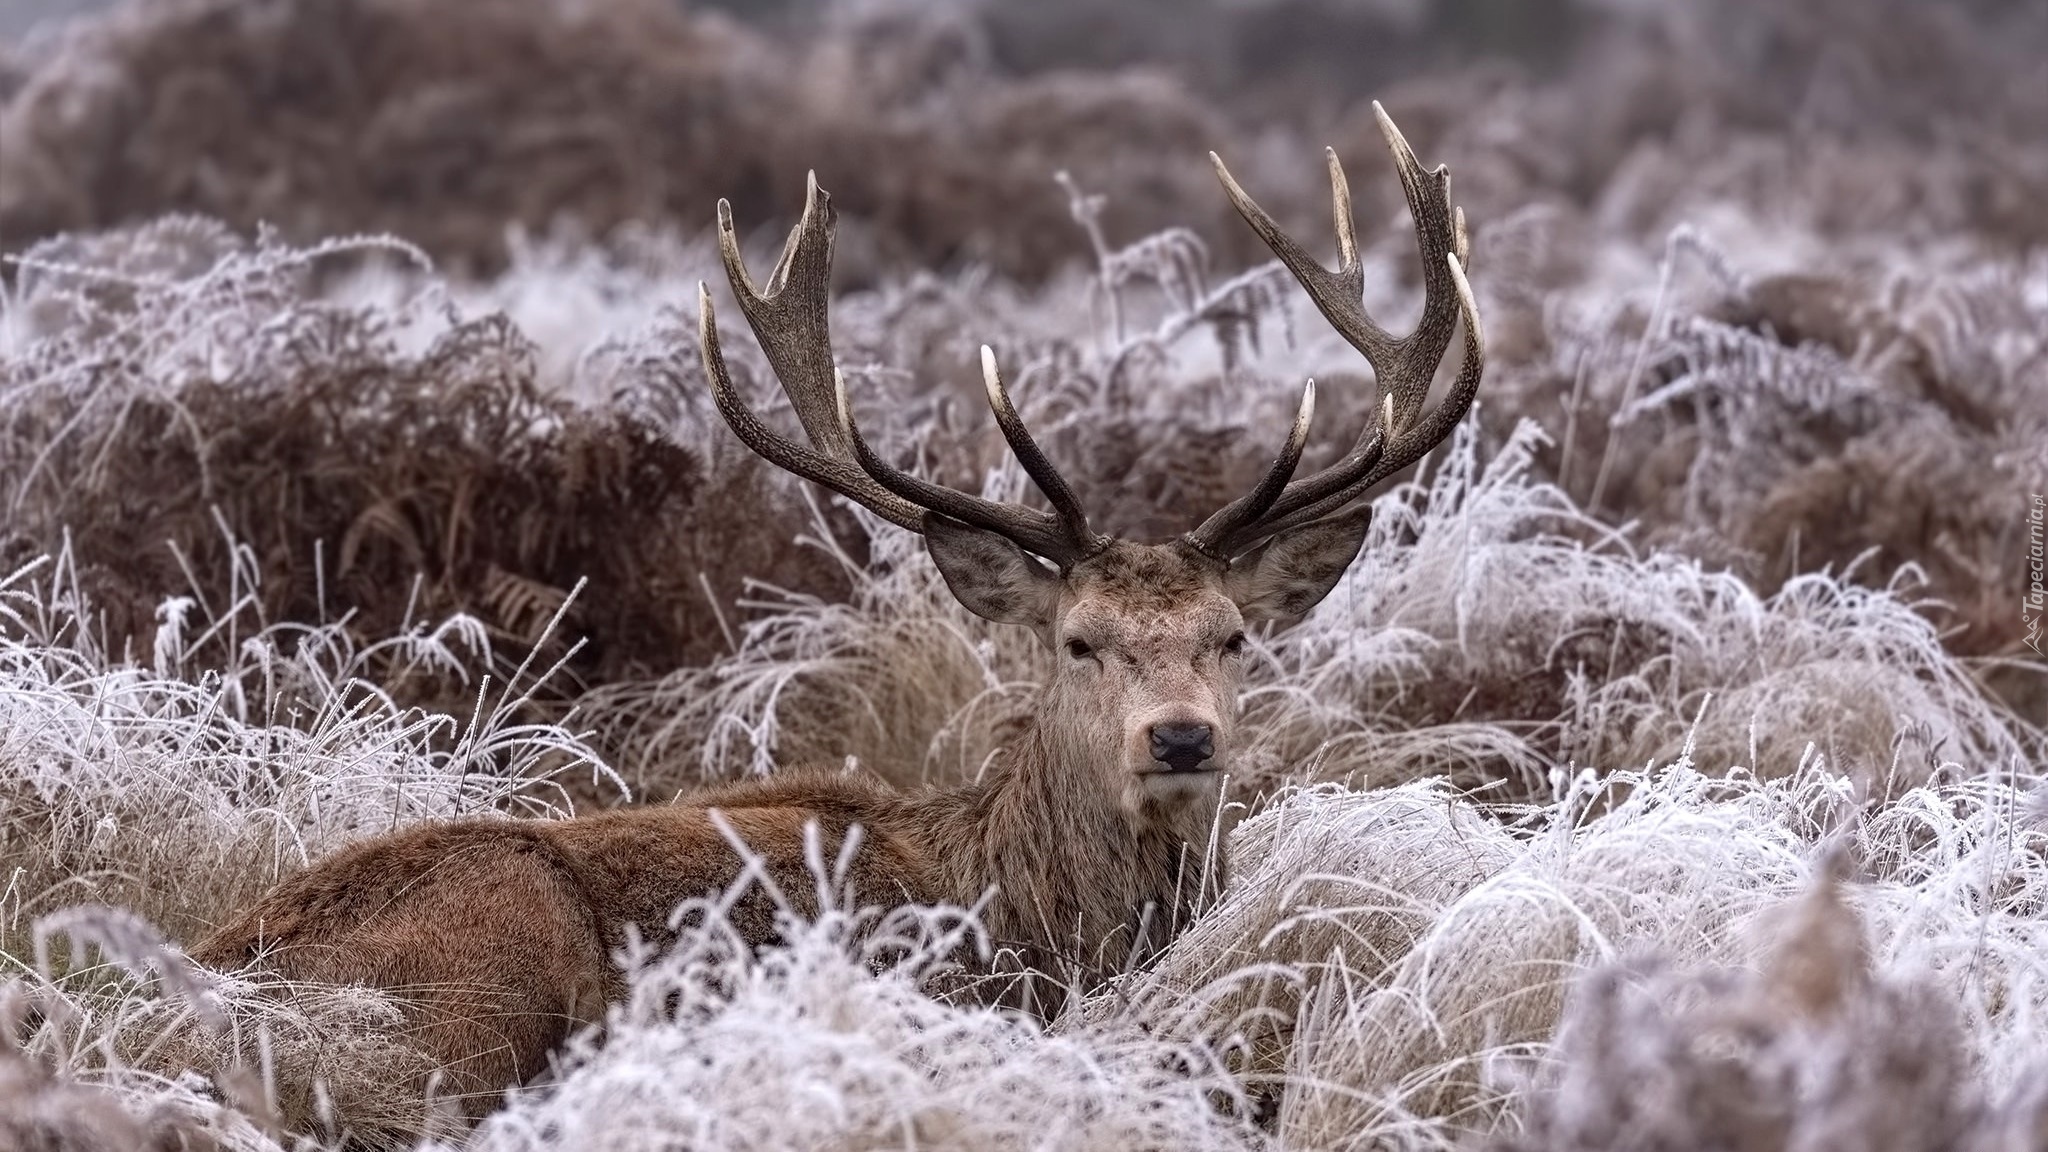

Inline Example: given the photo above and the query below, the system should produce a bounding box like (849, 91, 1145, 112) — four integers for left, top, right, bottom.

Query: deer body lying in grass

(193, 104, 1483, 1121)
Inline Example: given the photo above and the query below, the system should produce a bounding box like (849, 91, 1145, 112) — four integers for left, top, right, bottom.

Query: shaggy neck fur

(899, 702, 1227, 1010)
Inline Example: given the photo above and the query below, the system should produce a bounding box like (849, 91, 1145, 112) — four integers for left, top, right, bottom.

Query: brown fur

(188, 112, 1446, 1126)
(190, 537, 1332, 1118)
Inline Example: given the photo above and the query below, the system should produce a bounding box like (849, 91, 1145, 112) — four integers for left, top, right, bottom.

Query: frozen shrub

(1492, 861, 2011, 1152)
(1096, 731, 2048, 1149)
(0, 3, 2042, 1144)
(0, 220, 861, 712)
(0, 554, 615, 946)
(3, 903, 453, 1151)
(0, 0, 1255, 281)
(465, 897, 1258, 1152)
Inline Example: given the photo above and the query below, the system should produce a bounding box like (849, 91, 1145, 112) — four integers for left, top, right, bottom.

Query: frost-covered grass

(3, 209, 2043, 1152)
(1106, 753, 2048, 1149)
(0, 545, 617, 951)
(2, 0, 2045, 1146)
(605, 415, 2036, 808)
(0, 555, 621, 1149)
(461, 899, 1259, 1152)
(1, 271, 2041, 1147)
(0, 428, 2038, 1147)
(12, 654, 2039, 1149)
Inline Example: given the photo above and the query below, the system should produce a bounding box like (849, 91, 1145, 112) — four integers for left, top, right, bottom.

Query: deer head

(697, 103, 1482, 816)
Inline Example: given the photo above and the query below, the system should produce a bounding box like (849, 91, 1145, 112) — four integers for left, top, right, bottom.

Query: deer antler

(698, 173, 1105, 567)
(1187, 102, 1484, 559)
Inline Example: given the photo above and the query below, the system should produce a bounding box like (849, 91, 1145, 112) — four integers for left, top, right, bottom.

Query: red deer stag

(193, 103, 1482, 1123)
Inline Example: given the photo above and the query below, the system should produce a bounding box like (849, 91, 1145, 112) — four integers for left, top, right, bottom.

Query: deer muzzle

(1148, 722, 1215, 773)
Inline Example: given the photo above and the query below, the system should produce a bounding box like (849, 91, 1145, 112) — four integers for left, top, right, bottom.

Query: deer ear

(922, 512, 1062, 632)
(1224, 505, 1371, 625)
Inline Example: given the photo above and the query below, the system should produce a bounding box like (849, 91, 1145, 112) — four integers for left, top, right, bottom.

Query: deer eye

(1223, 632, 1248, 656)
(1065, 638, 1095, 661)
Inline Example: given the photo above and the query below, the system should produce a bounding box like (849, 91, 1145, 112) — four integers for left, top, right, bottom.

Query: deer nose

(1149, 722, 1215, 772)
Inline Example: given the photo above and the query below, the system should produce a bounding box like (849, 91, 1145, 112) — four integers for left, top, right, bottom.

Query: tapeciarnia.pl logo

(2027, 493, 2044, 655)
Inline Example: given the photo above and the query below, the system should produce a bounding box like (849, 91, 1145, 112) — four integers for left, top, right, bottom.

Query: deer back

(190, 770, 939, 1119)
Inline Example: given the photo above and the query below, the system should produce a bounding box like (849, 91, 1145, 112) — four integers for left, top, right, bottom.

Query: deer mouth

(1143, 748, 1218, 775)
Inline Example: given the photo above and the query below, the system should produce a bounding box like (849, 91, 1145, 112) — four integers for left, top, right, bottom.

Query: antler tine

(1211, 150, 1382, 360)
(833, 368, 1099, 566)
(1344, 248, 1484, 498)
(1193, 103, 1483, 558)
(714, 172, 856, 459)
(703, 173, 1105, 566)
(979, 346, 1095, 542)
(1368, 102, 1467, 434)
(697, 285, 924, 531)
(1185, 381, 1317, 556)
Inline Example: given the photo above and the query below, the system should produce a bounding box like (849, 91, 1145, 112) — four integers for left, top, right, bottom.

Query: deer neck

(917, 713, 1226, 980)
